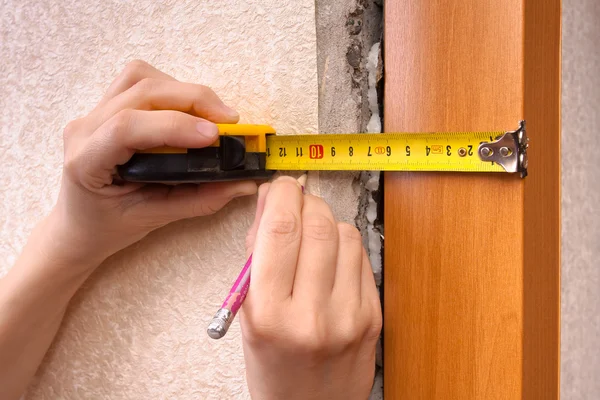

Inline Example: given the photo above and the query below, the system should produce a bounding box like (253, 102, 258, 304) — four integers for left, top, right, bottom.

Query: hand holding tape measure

(118, 120, 529, 182)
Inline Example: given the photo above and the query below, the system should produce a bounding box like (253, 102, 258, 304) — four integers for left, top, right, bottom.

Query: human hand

(241, 177, 382, 400)
(46, 60, 257, 271)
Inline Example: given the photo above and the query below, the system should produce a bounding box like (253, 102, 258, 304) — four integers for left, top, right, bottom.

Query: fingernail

(223, 105, 239, 120)
(196, 120, 219, 139)
(276, 175, 303, 190)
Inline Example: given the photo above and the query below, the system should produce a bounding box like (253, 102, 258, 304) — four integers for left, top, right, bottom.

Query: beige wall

(561, 0, 600, 398)
(0, 1, 319, 398)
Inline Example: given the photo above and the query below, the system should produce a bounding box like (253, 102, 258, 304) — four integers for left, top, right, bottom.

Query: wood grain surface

(383, 0, 560, 399)
(522, 1, 561, 398)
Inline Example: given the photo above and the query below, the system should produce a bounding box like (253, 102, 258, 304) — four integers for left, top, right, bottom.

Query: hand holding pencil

(210, 175, 382, 400)
(207, 174, 307, 339)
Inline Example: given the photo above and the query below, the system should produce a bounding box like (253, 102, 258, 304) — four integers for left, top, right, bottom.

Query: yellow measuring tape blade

(265, 132, 507, 172)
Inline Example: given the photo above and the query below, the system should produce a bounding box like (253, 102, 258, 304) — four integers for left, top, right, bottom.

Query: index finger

(250, 176, 304, 301)
(99, 60, 177, 106)
(94, 79, 239, 133)
(245, 183, 271, 258)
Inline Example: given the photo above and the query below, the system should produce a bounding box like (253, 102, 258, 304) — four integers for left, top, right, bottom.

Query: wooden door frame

(382, 1, 561, 398)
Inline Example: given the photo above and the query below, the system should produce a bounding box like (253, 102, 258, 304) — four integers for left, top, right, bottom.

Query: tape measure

(118, 121, 528, 183)
(266, 121, 528, 176)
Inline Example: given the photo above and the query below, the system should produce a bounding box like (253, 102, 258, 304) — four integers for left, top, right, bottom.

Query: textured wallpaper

(561, 0, 600, 398)
(0, 1, 318, 398)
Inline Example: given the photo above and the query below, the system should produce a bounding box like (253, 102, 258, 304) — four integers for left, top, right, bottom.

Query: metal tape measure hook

(477, 120, 528, 178)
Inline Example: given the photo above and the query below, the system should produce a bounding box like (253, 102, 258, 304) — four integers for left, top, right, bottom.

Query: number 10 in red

(309, 145, 324, 159)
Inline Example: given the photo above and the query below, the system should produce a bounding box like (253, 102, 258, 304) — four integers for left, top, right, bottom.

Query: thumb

(245, 182, 271, 257)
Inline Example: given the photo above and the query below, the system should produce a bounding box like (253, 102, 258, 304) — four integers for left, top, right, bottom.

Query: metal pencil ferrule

(207, 308, 234, 340)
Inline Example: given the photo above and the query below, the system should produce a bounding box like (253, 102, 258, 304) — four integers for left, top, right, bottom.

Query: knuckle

(193, 83, 216, 98)
(164, 111, 185, 132)
(368, 311, 383, 340)
(293, 327, 327, 355)
(242, 322, 270, 346)
(198, 83, 215, 95)
(241, 309, 279, 346)
(132, 77, 158, 95)
(302, 213, 336, 241)
(337, 222, 362, 243)
(289, 314, 329, 355)
(64, 147, 95, 186)
(63, 156, 80, 180)
(261, 210, 300, 241)
(363, 299, 383, 340)
(108, 109, 134, 138)
(191, 84, 217, 108)
(62, 118, 83, 141)
(193, 200, 225, 216)
(103, 109, 133, 144)
(335, 318, 363, 348)
(123, 59, 150, 78)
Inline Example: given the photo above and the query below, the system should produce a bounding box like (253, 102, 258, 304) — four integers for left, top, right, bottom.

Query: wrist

(2, 219, 99, 313)
(24, 210, 103, 277)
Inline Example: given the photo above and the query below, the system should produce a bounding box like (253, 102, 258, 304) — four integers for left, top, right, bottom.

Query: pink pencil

(207, 174, 307, 339)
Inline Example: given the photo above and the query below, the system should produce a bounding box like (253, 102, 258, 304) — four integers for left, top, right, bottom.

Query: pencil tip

(297, 173, 308, 188)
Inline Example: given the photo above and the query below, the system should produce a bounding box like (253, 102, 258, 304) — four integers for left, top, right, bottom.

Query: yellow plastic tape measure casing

(139, 124, 274, 154)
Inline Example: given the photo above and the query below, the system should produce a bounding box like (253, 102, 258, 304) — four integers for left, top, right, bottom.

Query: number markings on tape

(265, 133, 506, 172)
